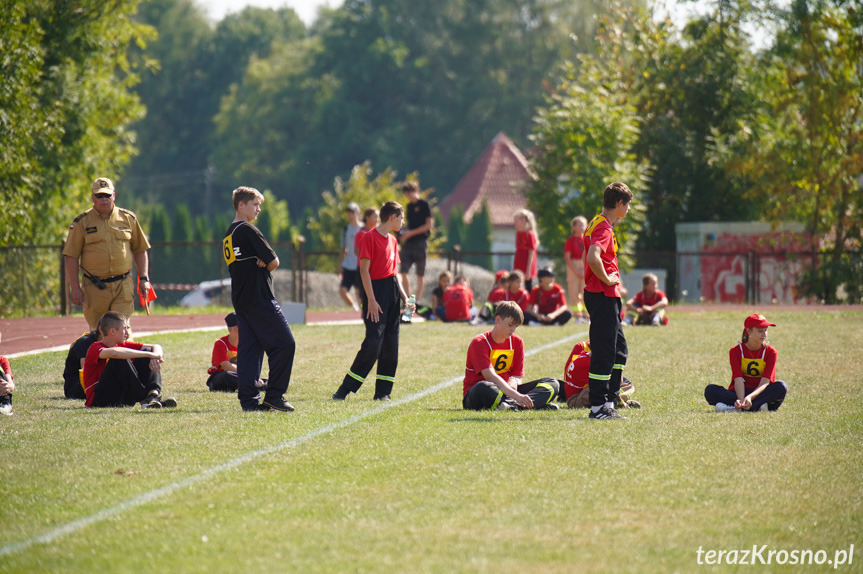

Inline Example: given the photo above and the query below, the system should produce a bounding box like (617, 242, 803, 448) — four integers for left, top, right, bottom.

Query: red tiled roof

(439, 132, 535, 229)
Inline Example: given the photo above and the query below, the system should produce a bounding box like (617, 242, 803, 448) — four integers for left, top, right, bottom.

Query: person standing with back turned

(583, 182, 633, 420)
(223, 186, 296, 413)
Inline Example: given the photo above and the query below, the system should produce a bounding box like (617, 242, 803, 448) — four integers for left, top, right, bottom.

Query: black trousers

(237, 298, 296, 410)
(91, 357, 162, 407)
(342, 276, 401, 397)
(704, 381, 788, 411)
(584, 290, 627, 406)
(524, 309, 573, 325)
(462, 378, 559, 410)
(207, 370, 239, 392)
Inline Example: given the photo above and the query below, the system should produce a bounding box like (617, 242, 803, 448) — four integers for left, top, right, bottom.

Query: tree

(463, 201, 493, 271)
(126, 1, 307, 210)
(0, 0, 152, 245)
(210, 36, 325, 212)
(632, 1, 765, 251)
(528, 6, 649, 270)
(214, 0, 620, 213)
(715, 0, 863, 302)
(306, 162, 411, 271)
(446, 205, 467, 253)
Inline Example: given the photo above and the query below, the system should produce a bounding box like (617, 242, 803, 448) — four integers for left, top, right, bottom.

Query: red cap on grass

(744, 313, 776, 329)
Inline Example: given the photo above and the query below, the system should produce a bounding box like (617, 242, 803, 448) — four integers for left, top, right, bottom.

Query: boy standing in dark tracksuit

(583, 182, 634, 420)
(223, 186, 296, 413)
(333, 201, 413, 401)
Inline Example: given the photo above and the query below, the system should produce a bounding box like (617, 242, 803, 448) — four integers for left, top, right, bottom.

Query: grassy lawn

(2, 310, 861, 573)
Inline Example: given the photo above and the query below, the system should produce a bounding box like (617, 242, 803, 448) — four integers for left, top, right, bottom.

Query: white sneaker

(0, 402, 13, 416)
(759, 403, 768, 412)
(714, 403, 739, 413)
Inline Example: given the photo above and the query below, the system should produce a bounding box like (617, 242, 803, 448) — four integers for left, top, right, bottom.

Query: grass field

(2, 309, 862, 573)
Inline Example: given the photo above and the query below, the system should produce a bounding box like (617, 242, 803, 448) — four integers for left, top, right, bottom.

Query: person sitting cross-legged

(462, 301, 560, 411)
(83, 311, 176, 409)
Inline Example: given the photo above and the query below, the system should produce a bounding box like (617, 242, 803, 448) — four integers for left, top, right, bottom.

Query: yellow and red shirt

(729, 343, 777, 391)
(583, 215, 620, 297)
(463, 332, 525, 396)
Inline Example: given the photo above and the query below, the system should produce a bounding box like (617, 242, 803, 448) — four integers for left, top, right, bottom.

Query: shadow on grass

(449, 413, 585, 423)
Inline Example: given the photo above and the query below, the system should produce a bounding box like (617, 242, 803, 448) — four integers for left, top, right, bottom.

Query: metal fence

(2, 243, 860, 316)
(0, 244, 65, 316)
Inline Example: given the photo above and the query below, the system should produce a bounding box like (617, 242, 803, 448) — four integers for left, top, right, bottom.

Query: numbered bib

(223, 235, 236, 266)
(490, 349, 514, 375)
(741, 358, 765, 378)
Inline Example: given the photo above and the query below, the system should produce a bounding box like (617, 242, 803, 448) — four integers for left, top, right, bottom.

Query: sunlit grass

(2, 310, 861, 573)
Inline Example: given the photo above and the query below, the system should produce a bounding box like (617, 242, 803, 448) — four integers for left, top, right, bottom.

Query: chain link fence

(0, 245, 65, 316)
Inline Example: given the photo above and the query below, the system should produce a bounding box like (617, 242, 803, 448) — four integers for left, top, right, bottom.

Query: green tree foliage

(528, 7, 649, 270)
(258, 190, 293, 244)
(172, 204, 195, 242)
(0, 0, 152, 245)
(126, 1, 307, 210)
(446, 205, 467, 252)
(195, 215, 213, 242)
(211, 37, 326, 202)
(714, 0, 863, 302)
(147, 205, 171, 243)
(212, 0, 616, 213)
(632, 1, 764, 251)
(463, 201, 494, 271)
(306, 162, 411, 270)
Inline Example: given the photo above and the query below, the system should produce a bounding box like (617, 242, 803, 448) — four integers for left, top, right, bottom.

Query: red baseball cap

(495, 270, 509, 281)
(744, 313, 776, 329)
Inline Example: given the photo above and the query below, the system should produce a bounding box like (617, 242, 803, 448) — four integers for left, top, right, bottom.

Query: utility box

(280, 302, 306, 325)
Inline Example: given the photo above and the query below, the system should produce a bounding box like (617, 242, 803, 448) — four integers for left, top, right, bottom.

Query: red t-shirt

(0, 355, 12, 380)
(564, 234, 585, 261)
(463, 331, 525, 396)
(583, 215, 620, 297)
(729, 343, 777, 391)
(633, 289, 667, 307)
(354, 228, 371, 252)
(358, 228, 400, 280)
(83, 341, 145, 406)
(563, 341, 591, 398)
(504, 288, 531, 311)
(513, 230, 538, 278)
(208, 335, 237, 374)
(487, 287, 507, 304)
(443, 283, 474, 321)
(530, 283, 568, 314)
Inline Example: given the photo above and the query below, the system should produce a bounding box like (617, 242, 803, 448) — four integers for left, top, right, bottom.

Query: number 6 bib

(490, 349, 514, 375)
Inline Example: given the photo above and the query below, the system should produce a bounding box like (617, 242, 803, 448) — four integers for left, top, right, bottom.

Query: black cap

(225, 312, 238, 328)
(537, 267, 554, 279)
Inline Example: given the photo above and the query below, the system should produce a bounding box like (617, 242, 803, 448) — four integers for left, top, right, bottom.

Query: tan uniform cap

(92, 177, 115, 193)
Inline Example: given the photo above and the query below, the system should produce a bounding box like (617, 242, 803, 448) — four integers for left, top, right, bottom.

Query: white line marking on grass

(0, 330, 587, 557)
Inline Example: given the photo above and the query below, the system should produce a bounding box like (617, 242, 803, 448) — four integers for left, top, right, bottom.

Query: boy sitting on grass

(442, 275, 475, 322)
(206, 312, 268, 393)
(624, 273, 668, 326)
(83, 311, 176, 409)
(525, 267, 572, 326)
(562, 340, 640, 409)
(0, 331, 14, 416)
(462, 301, 559, 411)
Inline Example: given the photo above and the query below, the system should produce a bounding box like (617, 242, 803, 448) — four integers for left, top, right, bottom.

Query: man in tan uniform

(63, 177, 152, 330)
